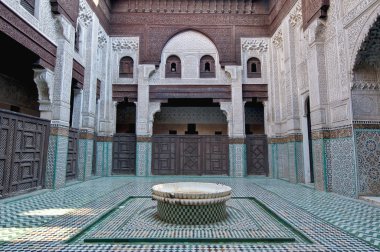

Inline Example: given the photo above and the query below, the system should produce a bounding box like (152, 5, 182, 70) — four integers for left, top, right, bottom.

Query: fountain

(152, 182, 231, 225)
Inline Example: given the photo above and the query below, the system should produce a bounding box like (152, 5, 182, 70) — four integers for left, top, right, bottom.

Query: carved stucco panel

(241, 38, 269, 84)
(346, 2, 380, 72)
(111, 37, 139, 85)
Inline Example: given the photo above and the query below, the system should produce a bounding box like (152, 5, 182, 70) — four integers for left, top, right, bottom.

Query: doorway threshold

(359, 196, 380, 207)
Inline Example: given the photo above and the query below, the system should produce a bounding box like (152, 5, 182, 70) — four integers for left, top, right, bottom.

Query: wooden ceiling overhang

(87, 0, 298, 66)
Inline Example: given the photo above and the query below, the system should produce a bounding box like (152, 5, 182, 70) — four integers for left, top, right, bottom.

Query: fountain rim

(152, 182, 232, 200)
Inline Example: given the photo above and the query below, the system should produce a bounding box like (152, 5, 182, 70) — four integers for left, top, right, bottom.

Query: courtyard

(0, 176, 379, 251)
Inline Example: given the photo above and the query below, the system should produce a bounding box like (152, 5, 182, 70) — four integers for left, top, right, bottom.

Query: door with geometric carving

(152, 135, 229, 175)
(203, 136, 229, 175)
(112, 133, 136, 175)
(0, 109, 50, 198)
(180, 137, 202, 175)
(66, 128, 79, 181)
(246, 135, 269, 176)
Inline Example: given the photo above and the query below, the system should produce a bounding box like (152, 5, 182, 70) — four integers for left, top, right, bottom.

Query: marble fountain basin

(152, 182, 232, 225)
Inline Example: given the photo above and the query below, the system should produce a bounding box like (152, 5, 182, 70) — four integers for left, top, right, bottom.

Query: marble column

(224, 66, 247, 177)
(45, 15, 75, 189)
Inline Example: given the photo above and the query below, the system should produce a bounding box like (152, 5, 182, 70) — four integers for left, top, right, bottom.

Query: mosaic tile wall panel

(229, 144, 246, 177)
(268, 142, 303, 183)
(355, 129, 380, 195)
(288, 142, 297, 183)
(268, 144, 273, 177)
(277, 143, 289, 181)
(45, 135, 57, 189)
(45, 135, 68, 189)
(57, 136, 69, 188)
(295, 142, 305, 183)
(312, 139, 326, 191)
(77, 139, 95, 180)
(270, 144, 279, 178)
(78, 139, 86, 180)
(96, 142, 104, 176)
(84, 139, 94, 180)
(136, 142, 152, 176)
(326, 137, 357, 198)
(107, 142, 113, 176)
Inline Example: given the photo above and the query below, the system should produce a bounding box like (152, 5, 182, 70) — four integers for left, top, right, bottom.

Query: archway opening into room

(151, 98, 229, 176)
(305, 96, 314, 183)
(65, 79, 83, 182)
(0, 32, 50, 198)
(351, 15, 380, 197)
(245, 100, 268, 176)
(0, 32, 39, 117)
(112, 101, 136, 175)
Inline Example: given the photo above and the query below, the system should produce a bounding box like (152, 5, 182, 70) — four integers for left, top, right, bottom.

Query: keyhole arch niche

(159, 30, 223, 82)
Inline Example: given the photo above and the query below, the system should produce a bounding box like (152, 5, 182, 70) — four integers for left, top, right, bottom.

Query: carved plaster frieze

(272, 30, 283, 48)
(98, 28, 107, 48)
(352, 80, 380, 90)
(79, 0, 93, 26)
(241, 39, 268, 52)
(343, 0, 378, 27)
(289, 2, 302, 27)
(112, 38, 139, 51)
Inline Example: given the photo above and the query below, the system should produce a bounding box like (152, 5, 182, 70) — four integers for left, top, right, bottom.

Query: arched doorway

(352, 15, 380, 196)
(305, 97, 314, 183)
(245, 101, 268, 176)
(151, 99, 229, 175)
(0, 32, 50, 198)
(65, 79, 82, 182)
(112, 101, 136, 175)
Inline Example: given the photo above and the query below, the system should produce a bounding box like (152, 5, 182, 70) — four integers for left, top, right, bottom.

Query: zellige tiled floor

(0, 177, 379, 251)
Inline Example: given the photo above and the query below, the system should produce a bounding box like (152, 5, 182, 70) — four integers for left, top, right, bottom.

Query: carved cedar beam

(50, 0, 80, 27)
(302, 0, 330, 29)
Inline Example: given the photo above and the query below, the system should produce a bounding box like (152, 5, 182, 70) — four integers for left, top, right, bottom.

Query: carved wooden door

(152, 135, 229, 175)
(151, 136, 177, 175)
(203, 136, 229, 175)
(112, 134, 136, 174)
(246, 134, 269, 176)
(66, 128, 79, 181)
(0, 110, 50, 198)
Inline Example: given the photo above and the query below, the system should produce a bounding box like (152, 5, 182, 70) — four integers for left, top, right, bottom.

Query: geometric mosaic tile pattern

(79, 198, 304, 243)
(0, 177, 379, 251)
(254, 178, 380, 249)
(269, 142, 304, 183)
(312, 139, 326, 192)
(229, 144, 247, 177)
(325, 137, 357, 198)
(295, 141, 305, 183)
(136, 142, 152, 176)
(355, 129, 380, 196)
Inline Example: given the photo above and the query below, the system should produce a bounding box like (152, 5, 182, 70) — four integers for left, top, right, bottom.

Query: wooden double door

(0, 109, 50, 198)
(152, 135, 229, 175)
(246, 134, 269, 176)
(112, 133, 136, 175)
